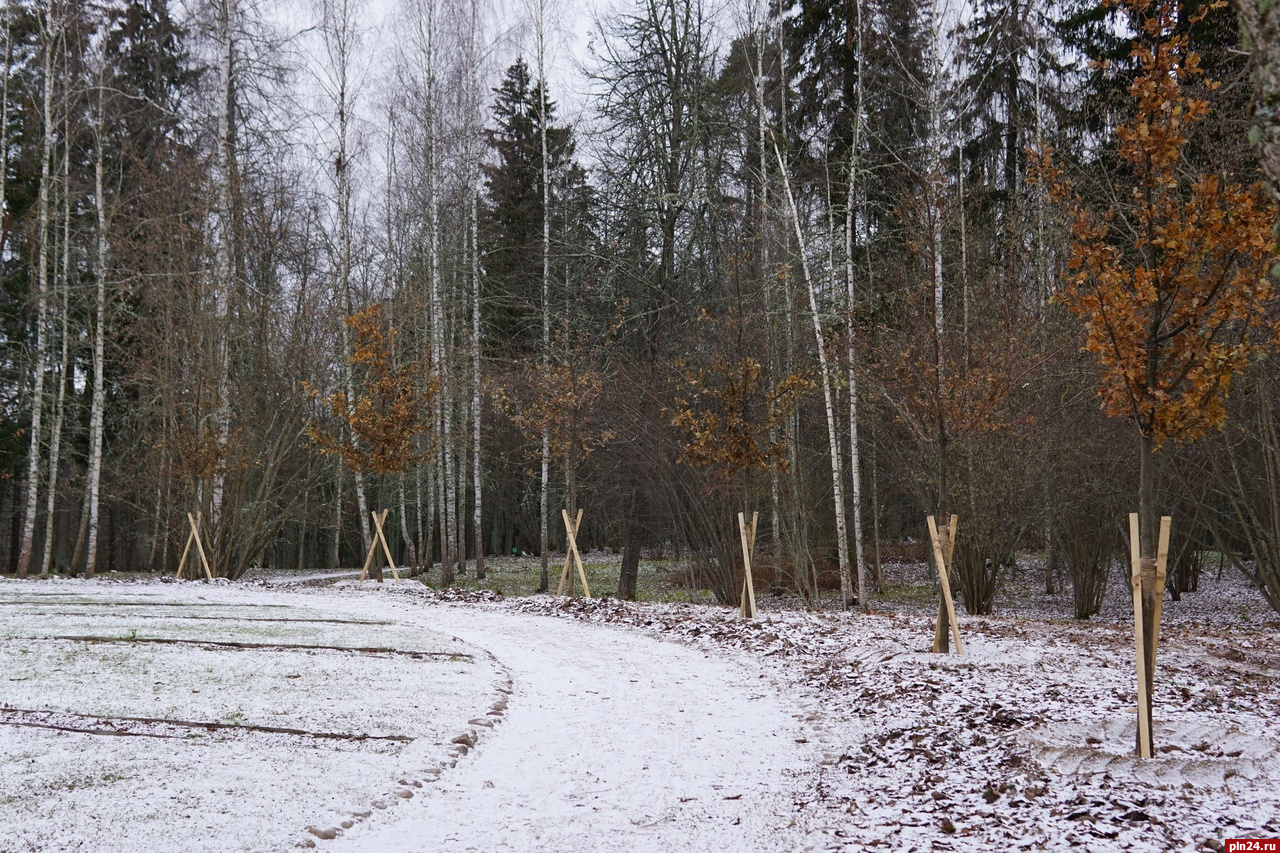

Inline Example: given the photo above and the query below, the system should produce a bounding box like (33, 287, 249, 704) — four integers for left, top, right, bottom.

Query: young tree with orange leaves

(1048, 0, 1277, 752)
(308, 305, 440, 571)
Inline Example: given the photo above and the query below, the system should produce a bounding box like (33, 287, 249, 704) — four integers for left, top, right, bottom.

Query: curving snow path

(326, 599, 821, 852)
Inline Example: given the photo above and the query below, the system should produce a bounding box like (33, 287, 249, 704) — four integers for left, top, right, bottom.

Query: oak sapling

(307, 305, 440, 579)
(1039, 0, 1279, 755)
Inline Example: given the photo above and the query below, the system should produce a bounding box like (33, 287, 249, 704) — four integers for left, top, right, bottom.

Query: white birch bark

(211, 0, 239, 542)
(535, 0, 552, 591)
(330, 460, 342, 567)
(0, 17, 10, 241)
(84, 80, 109, 577)
(399, 475, 416, 566)
(328, 0, 371, 557)
(41, 109, 72, 579)
(753, 6, 780, 554)
(17, 14, 56, 578)
(468, 0, 485, 579)
(844, 0, 868, 611)
(770, 134, 851, 609)
(471, 179, 485, 578)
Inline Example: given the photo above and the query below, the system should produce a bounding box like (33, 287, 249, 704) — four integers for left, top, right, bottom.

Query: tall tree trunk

(470, 44, 485, 579)
(41, 120, 73, 579)
(926, 0, 953, 650)
(399, 475, 416, 568)
(330, 460, 342, 568)
(425, 463, 436, 575)
(211, 0, 240, 552)
(437, 444, 452, 586)
(535, 0, 552, 594)
(0, 18, 11, 256)
(844, 0, 867, 611)
(78, 83, 109, 577)
(771, 135, 851, 610)
(18, 17, 56, 579)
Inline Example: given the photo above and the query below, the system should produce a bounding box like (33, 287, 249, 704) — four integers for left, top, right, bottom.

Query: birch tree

(17, 3, 59, 578)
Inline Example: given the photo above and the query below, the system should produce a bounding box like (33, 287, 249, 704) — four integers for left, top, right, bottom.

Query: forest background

(3, 0, 1280, 619)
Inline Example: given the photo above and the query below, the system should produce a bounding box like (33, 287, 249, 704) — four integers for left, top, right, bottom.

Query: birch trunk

(771, 135, 851, 609)
(454, 392, 465, 575)
(211, 0, 239, 547)
(425, 463, 436, 574)
(82, 83, 109, 577)
(330, 461, 342, 568)
(926, 0, 952, 650)
(0, 18, 10, 252)
(331, 0, 371, 558)
(844, 0, 867, 611)
(754, 8, 780, 558)
(17, 17, 56, 578)
(399, 475, 416, 567)
(41, 118, 72, 579)
(469, 8, 485, 578)
(424, 0, 450, 586)
(536, 0, 552, 594)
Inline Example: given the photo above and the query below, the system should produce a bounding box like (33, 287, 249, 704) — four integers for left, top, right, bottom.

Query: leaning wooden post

(558, 509, 591, 598)
(927, 514, 963, 654)
(359, 510, 401, 583)
(739, 511, 759, 619)
(1128, 512, 1153, 759)
(1149, 516, 1172, 675)
(176, 512, 213, 581)
(556, 509, 583, 596)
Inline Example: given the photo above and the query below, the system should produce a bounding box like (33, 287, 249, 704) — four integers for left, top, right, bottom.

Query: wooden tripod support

(1128, 512, 1171, 759)
(176, 512, 214, 581)
(739, 511, 758, 619)
(557, 509, 591, 598)
(359, 509, 401, 582)
(927, 514, 964, 654)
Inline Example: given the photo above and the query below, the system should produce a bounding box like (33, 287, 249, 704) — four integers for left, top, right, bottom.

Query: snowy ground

(0, 581, 509, 852)
(2, 566, 1279, 852)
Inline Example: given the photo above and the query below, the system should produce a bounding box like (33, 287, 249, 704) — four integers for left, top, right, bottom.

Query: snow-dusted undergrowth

(509, 574, 1280, 852)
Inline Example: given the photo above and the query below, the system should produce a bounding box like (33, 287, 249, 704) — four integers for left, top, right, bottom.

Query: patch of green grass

(874, 583, 936, 603)
(418, 556, 721, 604)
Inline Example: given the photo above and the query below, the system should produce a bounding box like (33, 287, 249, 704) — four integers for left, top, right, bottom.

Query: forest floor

(1, 561, 1278, 851)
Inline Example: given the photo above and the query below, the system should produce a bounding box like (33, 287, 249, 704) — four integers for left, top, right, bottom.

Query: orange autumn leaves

(670, 355, 809, 482)
(306, 305, 439, 475)
(1046, 0, 1278, 448)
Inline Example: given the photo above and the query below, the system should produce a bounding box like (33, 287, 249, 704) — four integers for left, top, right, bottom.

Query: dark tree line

(1, 0, 1277, 620)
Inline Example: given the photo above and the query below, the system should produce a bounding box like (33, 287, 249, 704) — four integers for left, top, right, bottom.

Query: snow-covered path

(326, 598, 820, 852)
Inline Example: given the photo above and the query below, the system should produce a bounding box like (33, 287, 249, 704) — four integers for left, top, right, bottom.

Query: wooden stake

(556, 509, 583, 596)
(1149, 515, 1171, 677)
(176, 521, 194, 580)
(176, 512, 213, 581)
(930, 515, 958, 652)
(359, 510, 401, 582)
(927, 514, 964, 655)
(739, 511, 759, 619)
(373, 510, 401, 582)
(559, 509, 591, 598)
(1129, 512, 1152, 759)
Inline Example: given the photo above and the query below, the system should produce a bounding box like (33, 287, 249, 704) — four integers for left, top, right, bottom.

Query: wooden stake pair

(176, 512, 213, 581)
(927, 514, 964, 655)
(359, 509, 401, 583)
(739, 511, 758, 619)
(1128, 512, 1171, 759)
(557, 509, 591, 598)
